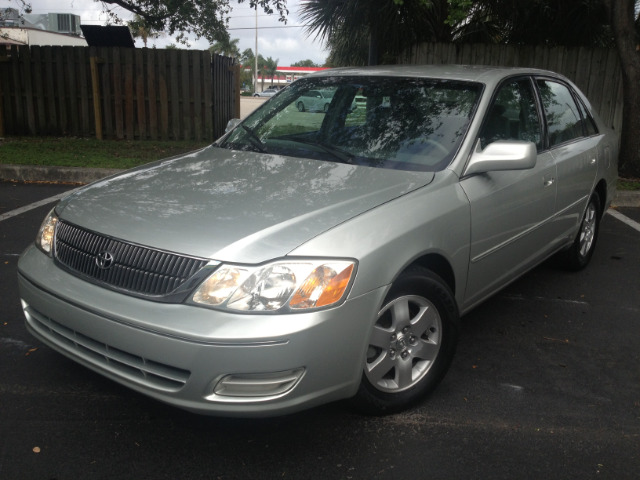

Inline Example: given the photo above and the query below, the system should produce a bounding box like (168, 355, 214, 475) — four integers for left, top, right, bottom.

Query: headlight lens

(192, 260, 356, 312)
(35, 209, 58, 255)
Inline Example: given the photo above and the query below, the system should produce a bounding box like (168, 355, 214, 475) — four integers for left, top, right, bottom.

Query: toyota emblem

(95, 251, 115, 270)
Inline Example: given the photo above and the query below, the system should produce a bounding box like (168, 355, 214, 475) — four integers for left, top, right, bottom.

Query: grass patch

(0, 137, 210, 170)
(618, 178, 640, 191)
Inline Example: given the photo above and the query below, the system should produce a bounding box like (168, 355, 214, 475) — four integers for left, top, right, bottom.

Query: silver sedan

(18, 65, 618, 417)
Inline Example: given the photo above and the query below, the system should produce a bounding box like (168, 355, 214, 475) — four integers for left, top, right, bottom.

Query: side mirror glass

(465, 140, 537, 176)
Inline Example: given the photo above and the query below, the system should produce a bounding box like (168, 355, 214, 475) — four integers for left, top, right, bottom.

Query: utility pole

(254, 6, 258, 94)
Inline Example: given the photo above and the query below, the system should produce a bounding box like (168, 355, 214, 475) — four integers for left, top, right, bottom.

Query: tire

(352, 266, 459, 415)
(323, 103, 330, 113)
(297, 102, 305, 112)
(559, 193, 601, 270)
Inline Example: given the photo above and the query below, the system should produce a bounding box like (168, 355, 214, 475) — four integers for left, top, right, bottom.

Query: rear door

(535, 78, 599, 238)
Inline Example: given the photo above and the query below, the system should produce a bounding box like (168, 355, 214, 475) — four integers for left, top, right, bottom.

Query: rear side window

(575, 97, 599, 137)
(536, 80, 583, 147)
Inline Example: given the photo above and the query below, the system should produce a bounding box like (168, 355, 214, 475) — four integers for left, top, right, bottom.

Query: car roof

(308, 64, 564, 85)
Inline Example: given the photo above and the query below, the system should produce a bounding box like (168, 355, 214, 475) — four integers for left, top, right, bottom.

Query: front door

(461, 77, 558, 310)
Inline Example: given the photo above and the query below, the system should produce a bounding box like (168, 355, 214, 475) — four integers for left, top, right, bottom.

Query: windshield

(219, 76, 482, 172)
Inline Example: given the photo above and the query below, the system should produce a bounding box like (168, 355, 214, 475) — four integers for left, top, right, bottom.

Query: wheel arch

(403, 253, 456, 297)
(593, 178, 607, 218)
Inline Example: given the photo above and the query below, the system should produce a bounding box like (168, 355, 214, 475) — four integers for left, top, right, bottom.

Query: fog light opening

(208, 368, 305, 402)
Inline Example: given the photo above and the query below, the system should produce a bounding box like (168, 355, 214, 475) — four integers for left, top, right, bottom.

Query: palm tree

(263, 57, 280, 88)
(300, 0, 452, 66)
(209, 37, 241, 58)
(127, 14, 162, 47)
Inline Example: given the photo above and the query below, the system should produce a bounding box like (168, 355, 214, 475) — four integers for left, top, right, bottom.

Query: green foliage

(0, 138, 209, 170)
(209, 38, 241, 58)
(291, 59, 321, 67)
(450, 0, 615, 46)
(301, 0, 452, 66)
(127, 15, 162, 47)
(100, 0, 288, 46)
(618, 178, 640, 191)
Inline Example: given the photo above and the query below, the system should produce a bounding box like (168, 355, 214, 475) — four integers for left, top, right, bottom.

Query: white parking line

(608, 208, 640, 233)
(0, 189, 77, 223)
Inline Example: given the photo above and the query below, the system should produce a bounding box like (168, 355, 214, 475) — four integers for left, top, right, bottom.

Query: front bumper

(17, 245, 386, 417)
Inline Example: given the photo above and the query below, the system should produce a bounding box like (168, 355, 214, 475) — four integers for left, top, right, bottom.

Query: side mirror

(225, 118, 241, 133)
(464, 140, 537, 176)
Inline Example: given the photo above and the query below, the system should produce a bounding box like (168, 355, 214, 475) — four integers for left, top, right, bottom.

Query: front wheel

(297, 102, 305, 112)
(559, 193, 601, 270)
(352, 266, 459, 415)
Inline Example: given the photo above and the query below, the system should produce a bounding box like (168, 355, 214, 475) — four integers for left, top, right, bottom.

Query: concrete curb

(1, 163, 639, 207)
(611, 190, 640, 208)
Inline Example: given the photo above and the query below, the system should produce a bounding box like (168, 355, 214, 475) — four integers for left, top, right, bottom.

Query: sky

(0, 0, 329, 66)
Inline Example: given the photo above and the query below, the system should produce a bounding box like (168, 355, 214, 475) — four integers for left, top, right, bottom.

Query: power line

(228, 25, 306, 31)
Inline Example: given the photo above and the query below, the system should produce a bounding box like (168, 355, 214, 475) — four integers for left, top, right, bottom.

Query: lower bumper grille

(24, 304, 190, 392)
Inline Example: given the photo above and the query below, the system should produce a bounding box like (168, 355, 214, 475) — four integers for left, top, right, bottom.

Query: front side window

(536, 80, 584, 147)
(480, 78, 542, 150)
(219, 76, 482, 172)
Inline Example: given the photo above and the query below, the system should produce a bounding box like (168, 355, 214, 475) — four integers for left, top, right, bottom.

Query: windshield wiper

(241, 125, 268, 153)
(286, 138, 354, 164)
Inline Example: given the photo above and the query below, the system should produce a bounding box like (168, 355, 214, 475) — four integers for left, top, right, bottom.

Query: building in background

(254, 66, 328, 92)
(0, 8, 87, 46)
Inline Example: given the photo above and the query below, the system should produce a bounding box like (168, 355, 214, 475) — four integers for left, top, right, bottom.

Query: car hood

(56, 146, 434, 263)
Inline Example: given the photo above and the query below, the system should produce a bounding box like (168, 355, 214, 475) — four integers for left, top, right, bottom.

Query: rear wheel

(560, 193, 601, 270)
(297, 102, 305, 112)
(352, 266, 459, 414)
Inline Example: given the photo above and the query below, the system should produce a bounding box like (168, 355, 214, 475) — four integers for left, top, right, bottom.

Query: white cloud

(0, 0, 328, 65)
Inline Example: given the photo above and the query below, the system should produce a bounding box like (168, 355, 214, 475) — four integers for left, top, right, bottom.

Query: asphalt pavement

(1, 177, 639, 480)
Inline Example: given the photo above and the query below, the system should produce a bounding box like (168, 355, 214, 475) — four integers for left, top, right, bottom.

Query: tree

(127, 15, 162, 47)
(300, 0, 453, 66)
(291, 59, 322, 68)
(262, 57, 280, 88)
(97, 0, 288, 46)
(449, 0, 614, 46)
(239, 48, 267, 92)
(209, 38, 241, 58)
(602, 0, 640, 177)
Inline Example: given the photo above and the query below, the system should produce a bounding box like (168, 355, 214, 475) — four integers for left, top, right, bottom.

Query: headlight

(35, 209, 58, 255)
(192, 260, 356, 312)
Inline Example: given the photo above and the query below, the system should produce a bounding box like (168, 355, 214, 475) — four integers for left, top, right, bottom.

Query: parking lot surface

(1, 180, 639, 479)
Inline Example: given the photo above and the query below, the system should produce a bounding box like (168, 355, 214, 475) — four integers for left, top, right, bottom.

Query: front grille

(25, 304, 190, 391)
(55, 221, 209, 297)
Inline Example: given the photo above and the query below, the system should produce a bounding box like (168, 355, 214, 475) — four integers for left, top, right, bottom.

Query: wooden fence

(0, 45, 238, 141)
(401, 43, 624, 133)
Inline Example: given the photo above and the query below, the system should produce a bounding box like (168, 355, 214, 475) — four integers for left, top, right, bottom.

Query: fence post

(233, 63, 241, 119)
(89, 47, 103, 140)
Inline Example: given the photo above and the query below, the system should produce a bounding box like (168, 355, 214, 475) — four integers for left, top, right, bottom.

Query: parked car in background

(254, 87, 279, 97)
(18, 65, 617, 417)
(296, 89, 335, 112)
